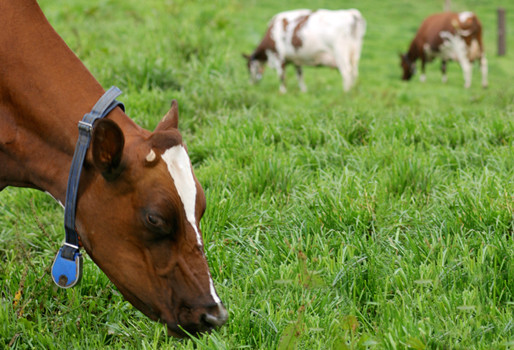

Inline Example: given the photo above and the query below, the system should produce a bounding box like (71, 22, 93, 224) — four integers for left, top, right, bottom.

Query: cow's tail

(349, 9, 366, 42)
(470, 15, 484, 55)
(343, 10, 366, 88)
(349, 10, 366, 63)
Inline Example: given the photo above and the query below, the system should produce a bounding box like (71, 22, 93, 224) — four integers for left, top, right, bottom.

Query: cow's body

(400, 12, 487, 88)
(244, 9, 366, 93)
(0, 0, 226, 337)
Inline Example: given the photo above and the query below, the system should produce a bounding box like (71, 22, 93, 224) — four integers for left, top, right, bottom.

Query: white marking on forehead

(161, 145, 202, 247)
(161, 145, 222, 305)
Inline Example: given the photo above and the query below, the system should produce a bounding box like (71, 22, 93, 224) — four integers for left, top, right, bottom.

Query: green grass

(1, 0, 513, 348)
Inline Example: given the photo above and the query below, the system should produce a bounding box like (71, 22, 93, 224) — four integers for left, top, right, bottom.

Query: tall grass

(1, 0, 513, 348)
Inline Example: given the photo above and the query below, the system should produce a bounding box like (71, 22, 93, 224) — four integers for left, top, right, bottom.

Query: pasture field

(1, 0, 513, 348)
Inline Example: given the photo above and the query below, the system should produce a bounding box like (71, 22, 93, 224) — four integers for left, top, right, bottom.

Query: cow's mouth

(164, 320, 215, 338)
(163, 303, 228, 337)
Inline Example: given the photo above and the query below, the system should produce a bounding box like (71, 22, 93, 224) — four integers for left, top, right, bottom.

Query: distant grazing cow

(243, 9, 366, 93)
(400, 12, 488, 88)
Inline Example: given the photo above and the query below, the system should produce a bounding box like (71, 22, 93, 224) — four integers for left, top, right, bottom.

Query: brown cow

(400, 12, 488, 88)
(0, 0, 227, 337)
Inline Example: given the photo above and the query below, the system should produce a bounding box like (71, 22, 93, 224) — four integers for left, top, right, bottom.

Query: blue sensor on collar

(51, 246, 83, 288)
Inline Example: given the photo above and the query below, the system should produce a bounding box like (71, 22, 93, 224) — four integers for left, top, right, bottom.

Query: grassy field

(1, 0, 513, 348)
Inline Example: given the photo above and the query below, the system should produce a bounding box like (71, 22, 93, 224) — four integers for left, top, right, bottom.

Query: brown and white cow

(400, 12, 488, 88)
(243, 9, 366, 93)
(0, 0, 227, 337)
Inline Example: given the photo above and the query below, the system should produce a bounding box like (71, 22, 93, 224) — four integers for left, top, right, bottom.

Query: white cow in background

(243, 9, 366, 93)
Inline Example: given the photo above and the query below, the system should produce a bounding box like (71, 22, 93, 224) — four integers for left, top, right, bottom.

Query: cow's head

(77, 100, 227, 337)
(400, 53, 416, 80)
(242, 53, 265, 83)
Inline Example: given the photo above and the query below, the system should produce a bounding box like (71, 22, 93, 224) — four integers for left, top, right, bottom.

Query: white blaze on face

(161, 145, 222, 304)
(162, 145, 202, 246)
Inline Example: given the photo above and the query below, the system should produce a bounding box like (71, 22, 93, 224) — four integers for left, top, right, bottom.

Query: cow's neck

(252, 26, 275, 61)
(0, 0, 141, 201)
(406, 41, 420, 62)
(251, 48, 269, 62)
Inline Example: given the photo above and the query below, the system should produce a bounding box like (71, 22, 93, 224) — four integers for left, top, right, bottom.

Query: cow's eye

(143, 210, 177, 238)
(145, 212, 169, 232)
(146, 213, 163, 226)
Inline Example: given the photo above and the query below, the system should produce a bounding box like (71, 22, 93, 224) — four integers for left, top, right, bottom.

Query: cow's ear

(91, 119, 125, 181)
(155, 99, 179, 132)
(242, 53, 251, 60)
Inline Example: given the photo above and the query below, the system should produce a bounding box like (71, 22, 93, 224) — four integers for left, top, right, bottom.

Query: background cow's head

(242, 53, 265, 83)
(400, 53, 416, 80)
(78, 100, 227, 337)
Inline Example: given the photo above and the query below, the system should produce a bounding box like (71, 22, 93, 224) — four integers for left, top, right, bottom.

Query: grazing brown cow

(400, 12, 488, 88)
(0, 0, 227, 337)
(243, 9, 366, 93)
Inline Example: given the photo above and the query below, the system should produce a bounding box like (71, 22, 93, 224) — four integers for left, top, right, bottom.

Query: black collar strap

(51, 86, 125, 288)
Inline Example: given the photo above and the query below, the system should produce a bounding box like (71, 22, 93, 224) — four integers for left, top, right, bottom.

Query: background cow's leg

(420, 58, 426, 83)
(350, 39, 363, 86)
(458, 56, 472, 88)
(295, 65, 307, 92)
(480, 55, 488, 88)
(267, 53, 287, 93)
(451, 40, 472, 88)
(441, 60, 448, 83)
(339, 63, 353, 92)
(278, 62, 287, 93)
(335, 45, 353, 92)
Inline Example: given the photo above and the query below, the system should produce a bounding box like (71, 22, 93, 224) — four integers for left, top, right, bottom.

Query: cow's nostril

(202, 304, 228, 328)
